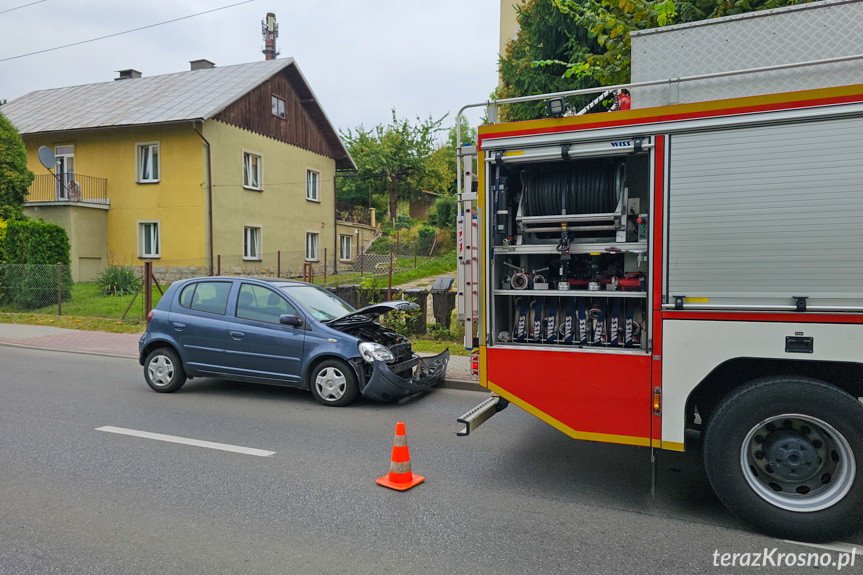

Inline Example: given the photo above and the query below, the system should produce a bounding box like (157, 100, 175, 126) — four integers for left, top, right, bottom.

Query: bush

(0, 219, 72, 308)
(0, 219, 6, 264)
(395, 214, 412, 229)
(384, 293, 423, 335)
(96, 266, 141, 296)
(430, 197, 457, 228)
(418, 226, 436, 254)
(369, 237, 391, 255)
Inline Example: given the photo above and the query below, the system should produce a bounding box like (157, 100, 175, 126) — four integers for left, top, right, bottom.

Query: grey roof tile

(3, 59, 293, 133)
(1, 57, 355, 170)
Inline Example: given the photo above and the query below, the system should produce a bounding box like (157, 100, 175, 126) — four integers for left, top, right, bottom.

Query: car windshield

(277, 284, 355, 321)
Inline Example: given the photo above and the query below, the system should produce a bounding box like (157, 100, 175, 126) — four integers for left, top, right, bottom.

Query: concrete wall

(22, 202, 108, 282)
(23, 124, 206, 266)
(203, 119, 337, 271)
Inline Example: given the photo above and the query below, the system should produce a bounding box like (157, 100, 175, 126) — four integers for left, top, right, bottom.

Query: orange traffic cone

(376, 421, 425, 491)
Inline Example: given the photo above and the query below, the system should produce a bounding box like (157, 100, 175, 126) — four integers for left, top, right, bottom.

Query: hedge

(1, 220, 73, 308)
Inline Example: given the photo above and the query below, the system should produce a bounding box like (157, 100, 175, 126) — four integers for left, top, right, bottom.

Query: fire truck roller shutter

(667, 116, 863, 308)
(521, 159, 624, 216)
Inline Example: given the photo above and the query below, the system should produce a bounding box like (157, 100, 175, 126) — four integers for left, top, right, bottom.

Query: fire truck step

(457, 396, 508, 437)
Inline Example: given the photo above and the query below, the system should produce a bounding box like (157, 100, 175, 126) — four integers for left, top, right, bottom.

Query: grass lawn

(315, 251, 456, 288)
(0, 282, 160, 331)
(411, 338, 469, 356)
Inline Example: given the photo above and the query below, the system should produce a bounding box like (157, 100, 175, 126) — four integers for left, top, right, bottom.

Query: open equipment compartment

(484, 136, 653, 352)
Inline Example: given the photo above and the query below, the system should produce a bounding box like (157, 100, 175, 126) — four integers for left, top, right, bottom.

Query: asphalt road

(1, 346, 861, 575)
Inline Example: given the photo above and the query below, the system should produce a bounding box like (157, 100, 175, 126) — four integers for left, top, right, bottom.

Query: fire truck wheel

(703, 376, 863, 542)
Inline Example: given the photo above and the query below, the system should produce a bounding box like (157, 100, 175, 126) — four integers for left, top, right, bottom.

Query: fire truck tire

(703, 376, 863, 542)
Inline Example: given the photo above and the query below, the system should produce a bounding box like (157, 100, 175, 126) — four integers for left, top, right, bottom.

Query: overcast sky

(0, 0, 500, 135)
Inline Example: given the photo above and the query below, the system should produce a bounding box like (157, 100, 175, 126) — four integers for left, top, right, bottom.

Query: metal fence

(0, 263, 73, 312)
(25, 174, 109, 205)
(0, 259, 459, 334)
(106, 247, 436, 287)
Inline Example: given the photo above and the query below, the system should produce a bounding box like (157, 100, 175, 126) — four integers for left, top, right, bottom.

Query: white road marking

(96, 426, 275, 457)
(783, 540, 860, 556)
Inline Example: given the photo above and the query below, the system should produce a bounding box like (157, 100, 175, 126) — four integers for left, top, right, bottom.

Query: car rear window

(178, 283, 195, 308)
(186, 282, 232, 315)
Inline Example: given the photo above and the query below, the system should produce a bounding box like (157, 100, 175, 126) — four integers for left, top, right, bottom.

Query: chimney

(115, 69, 142, 81)
(261, 12, 279, 60)
(190, 59, 216, 71)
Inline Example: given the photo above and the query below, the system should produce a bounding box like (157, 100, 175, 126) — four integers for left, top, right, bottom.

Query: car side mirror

(279, 314, 303, 327)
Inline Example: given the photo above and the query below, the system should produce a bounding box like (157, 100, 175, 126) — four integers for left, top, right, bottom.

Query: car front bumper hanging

(361, 349, 450, 402)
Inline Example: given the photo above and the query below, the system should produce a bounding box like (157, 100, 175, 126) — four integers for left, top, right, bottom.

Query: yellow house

(2, 58, 356, 281)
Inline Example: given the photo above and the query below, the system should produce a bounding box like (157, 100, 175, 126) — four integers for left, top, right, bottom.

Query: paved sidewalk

(0, 323, 482, 390)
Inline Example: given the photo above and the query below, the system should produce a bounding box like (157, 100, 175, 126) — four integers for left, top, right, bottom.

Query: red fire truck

(455, 56, 863, 541)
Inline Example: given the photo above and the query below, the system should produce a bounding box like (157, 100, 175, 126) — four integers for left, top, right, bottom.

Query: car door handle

(172, 322, 186, 330)
(230, 331, 245, 340)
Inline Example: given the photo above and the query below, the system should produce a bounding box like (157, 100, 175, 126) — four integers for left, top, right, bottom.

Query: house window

(137, 142, 160, 183)
(339, 234, 352, 261)
(305, 232, 319, 261)
(243, 226, 261, 260)
(138, 221, 161, 258)
(306, 169, 320, 201)
(271, 95, 286, 119)
(243, 152, 262, 190)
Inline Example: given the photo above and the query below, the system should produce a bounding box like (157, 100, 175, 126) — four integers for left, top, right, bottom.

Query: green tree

(548, 0, 814, 86)
(498, 0, 815, 119)
(0, 111, 34, 220)
(495, 0, 604, 121)
(339, 111, 449, 224)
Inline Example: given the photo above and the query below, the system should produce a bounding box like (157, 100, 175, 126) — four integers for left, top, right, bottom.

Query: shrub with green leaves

(395, 214, 412, 229)
(430, 197, 457, 228)
(418, 226, 436, 254)
(384, 293, 422, 335)
(369, 237, 391, 255)
(0, 218, 7, 264)
(1, 219, 72, 308)
(96, 265, 141, 296)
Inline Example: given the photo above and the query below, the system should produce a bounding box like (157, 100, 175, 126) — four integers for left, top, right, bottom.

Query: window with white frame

(136, 142, 160, 183)
(339, 234, 352, 261)
(138, 221, 161, 258)
(306, 169, 320, 201)
(243, 226, 261, 260)
(243, 152, 262, 190)
(271, 95, 286, 119)
(305, 232, 319, 261)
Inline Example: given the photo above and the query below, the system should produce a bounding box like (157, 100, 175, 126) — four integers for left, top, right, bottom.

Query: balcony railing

(25, 173, 108, 205)
(336, 200, 372, 226)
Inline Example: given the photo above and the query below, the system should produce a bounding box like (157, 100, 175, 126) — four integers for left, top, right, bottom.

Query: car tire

(309, 359, 358, 407)
(703, 376, 863, 542)
(144, 347, 187, 393)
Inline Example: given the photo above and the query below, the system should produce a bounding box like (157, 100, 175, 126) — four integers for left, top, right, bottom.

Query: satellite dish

(38, 146, 56, 171)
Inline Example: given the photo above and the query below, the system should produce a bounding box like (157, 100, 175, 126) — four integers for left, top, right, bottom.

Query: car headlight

(358, 341, 394, 363)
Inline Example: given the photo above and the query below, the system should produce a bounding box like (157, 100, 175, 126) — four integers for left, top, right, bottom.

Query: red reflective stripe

(662, 311, 863, 324)
(391, 445, 410, 463)
(388, 471, 413, 483)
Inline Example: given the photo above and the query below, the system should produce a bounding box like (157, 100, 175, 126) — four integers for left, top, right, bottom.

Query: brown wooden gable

(213, 66, 350, 167)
